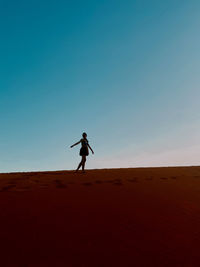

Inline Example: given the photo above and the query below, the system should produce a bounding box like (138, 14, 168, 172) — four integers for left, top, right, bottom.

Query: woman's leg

(82, 156, 86, 172)
(76, 156, 84, 171)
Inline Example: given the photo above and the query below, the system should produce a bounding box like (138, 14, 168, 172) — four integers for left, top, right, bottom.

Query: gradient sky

(1, 0, 200, 172)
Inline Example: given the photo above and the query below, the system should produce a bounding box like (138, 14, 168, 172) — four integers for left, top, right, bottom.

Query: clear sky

(1, 0, 200, 172)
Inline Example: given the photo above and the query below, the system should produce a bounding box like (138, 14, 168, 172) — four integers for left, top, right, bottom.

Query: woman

(70, 132, 94, 172)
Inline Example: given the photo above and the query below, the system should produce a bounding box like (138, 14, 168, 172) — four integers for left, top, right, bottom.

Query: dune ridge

(0, 166, 200, 266)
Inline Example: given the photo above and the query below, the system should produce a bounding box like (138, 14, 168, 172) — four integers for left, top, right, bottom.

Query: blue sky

(1, 0, 200, 172)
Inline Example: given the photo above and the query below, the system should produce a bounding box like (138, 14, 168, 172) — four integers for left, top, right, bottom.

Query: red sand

(0, 167, 200, 266)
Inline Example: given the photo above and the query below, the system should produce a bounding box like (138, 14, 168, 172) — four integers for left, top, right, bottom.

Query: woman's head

(82, 132, 87, 138)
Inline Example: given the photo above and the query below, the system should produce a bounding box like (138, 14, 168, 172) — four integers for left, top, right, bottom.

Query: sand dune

(0, 167, 200, 266)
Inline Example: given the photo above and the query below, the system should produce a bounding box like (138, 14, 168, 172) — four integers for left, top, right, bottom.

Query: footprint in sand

(0, 184, 16, 192)
(15, 187, 32, 192)
(9, 180, 17, 184)
(17, 186, 32, 191)
(95, 180, 103, 184)
(39, 184, 49, 189)
(127, 178, 138, 183)
(33, 179, 39, 183)
(104, 180, 114, 183)
(111, 179, 122, 184)
(25, 173, 37, 177)
(113, 182, 123, 186)
(82, 182, 93, 186)
(54, 180, 67, 189)
(56, 184, 67, 188)
(145, 177, 153, 181)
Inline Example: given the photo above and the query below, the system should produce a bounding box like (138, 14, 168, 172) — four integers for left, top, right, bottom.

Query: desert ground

(0, 167, 200, 266)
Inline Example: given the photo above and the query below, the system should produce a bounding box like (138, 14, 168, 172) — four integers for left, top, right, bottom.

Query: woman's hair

(82, 132, 87, 137)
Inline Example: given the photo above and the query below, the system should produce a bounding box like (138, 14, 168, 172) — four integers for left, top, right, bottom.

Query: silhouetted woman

(70, 132, 94, 172)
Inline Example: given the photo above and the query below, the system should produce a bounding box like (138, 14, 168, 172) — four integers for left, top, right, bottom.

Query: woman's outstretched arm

(70, 140, 81, 148)
(88, 144, 94, 154)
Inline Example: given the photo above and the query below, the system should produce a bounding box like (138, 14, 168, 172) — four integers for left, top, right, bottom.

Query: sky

(1, 0, 200, 172)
